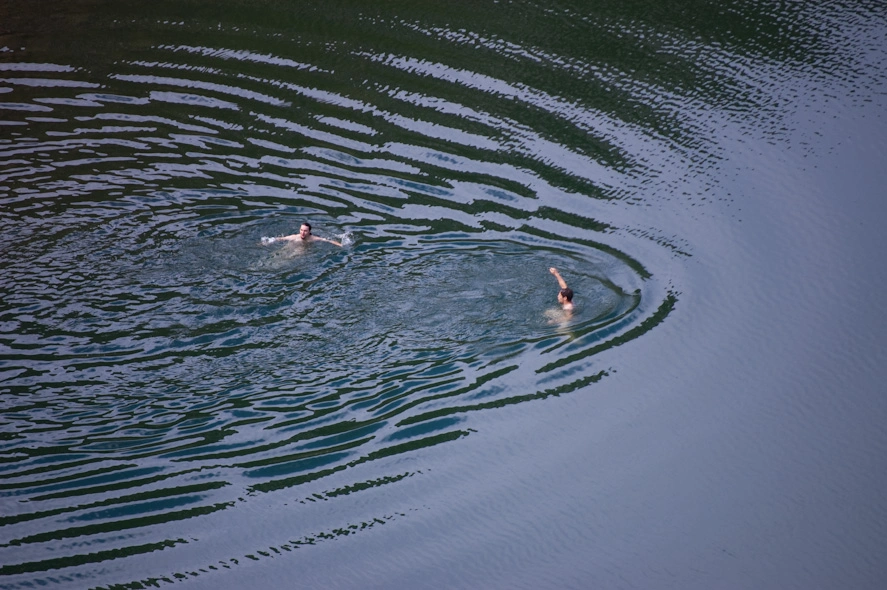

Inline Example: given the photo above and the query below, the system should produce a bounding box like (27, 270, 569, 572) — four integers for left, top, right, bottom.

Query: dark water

(2, 1, 886, 588)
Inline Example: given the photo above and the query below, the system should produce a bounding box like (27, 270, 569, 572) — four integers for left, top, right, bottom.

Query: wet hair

(560, 288, 573, 302)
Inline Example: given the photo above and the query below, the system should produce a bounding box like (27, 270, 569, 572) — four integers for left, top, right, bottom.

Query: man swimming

(275, 223, 342, 246)
(549, 267, 574, 311)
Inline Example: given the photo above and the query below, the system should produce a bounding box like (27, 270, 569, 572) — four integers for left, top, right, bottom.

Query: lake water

(2, 1, 886, 588)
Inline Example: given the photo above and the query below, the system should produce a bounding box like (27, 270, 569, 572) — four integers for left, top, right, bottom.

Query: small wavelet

(338, 231, 356, 247)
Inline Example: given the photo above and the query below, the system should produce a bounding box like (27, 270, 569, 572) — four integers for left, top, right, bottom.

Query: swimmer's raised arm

(549, 267, 568, 290)
(550, 267, 574, 311)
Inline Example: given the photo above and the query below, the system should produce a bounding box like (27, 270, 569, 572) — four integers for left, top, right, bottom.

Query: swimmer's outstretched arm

(549, 267, 568, 289)
(315, 236, 343, 247)
(273, 234, 341, 246)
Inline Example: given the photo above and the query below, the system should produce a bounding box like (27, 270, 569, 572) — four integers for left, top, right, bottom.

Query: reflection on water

(1, 0, 885, 587)
(0, 2, 656, 580)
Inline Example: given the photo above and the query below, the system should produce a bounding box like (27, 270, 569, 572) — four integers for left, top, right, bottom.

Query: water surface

(2, 1, 886, 588)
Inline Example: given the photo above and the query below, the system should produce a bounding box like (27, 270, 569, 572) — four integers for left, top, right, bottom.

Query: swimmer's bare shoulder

(270, 222, 342, 246)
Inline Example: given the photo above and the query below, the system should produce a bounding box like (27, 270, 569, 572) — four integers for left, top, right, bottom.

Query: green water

(2, 1, 886, 588)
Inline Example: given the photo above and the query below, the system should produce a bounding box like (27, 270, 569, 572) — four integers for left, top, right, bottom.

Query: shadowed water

(2, 1, 886, 589)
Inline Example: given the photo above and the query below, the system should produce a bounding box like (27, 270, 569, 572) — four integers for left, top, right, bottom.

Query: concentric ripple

(0, 2, 712, 586)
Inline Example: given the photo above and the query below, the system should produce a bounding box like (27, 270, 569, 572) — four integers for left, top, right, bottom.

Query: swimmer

(549, 267, 574, 311)
(274, 223, 342, 246)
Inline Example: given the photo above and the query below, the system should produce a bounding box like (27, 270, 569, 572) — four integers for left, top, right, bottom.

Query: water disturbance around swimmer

(0, 1, 702, 585)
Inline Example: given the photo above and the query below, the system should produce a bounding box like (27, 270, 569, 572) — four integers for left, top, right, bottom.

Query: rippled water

(2, 1, 886, 589)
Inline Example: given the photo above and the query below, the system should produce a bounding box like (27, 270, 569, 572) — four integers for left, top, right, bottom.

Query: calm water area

(1, 1, 886, 588)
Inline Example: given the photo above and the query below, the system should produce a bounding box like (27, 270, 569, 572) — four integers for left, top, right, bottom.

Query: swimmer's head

(299, 223, 312, 238)
(558, 288, 573, 303)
